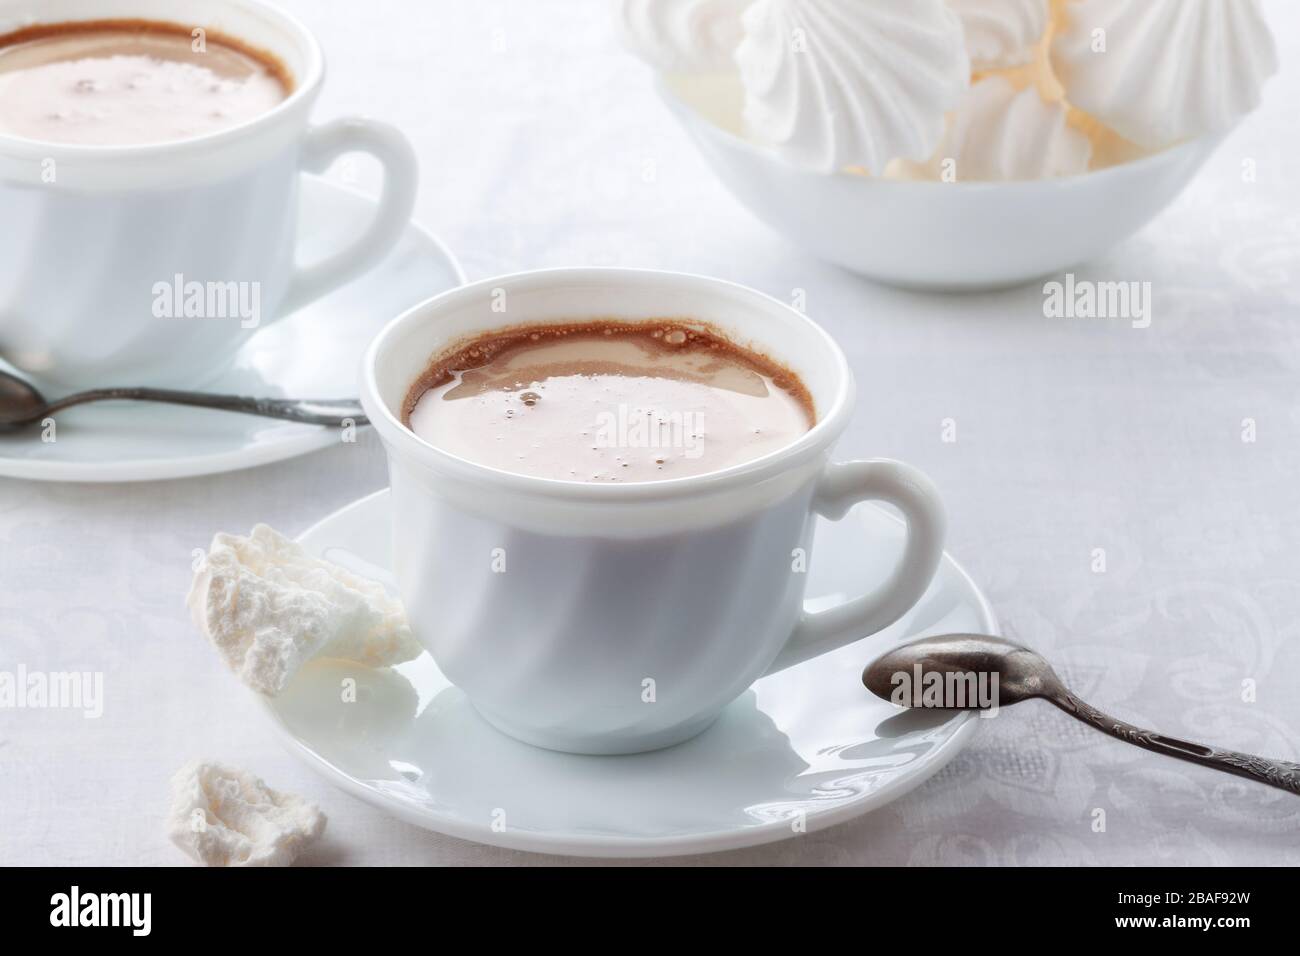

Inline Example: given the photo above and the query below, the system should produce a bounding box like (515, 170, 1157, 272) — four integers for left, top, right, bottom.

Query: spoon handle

(43, 388, 367, 427)
(1049, 692, 1300, 796)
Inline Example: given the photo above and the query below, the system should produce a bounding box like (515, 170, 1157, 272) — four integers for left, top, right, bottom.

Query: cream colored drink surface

(404, 323, 815, 483)
(0, 20, 289, 146)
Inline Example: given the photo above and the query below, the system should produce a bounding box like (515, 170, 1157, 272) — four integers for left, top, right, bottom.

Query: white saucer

(266, 489, 999, 858)
(0, 177, 464, 483)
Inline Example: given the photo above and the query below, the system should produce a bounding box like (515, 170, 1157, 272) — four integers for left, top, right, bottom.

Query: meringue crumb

(167, 761, 326, 867)
(186, 523, 421, 696)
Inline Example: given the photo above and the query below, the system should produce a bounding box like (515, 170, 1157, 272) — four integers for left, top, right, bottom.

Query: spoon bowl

(0, 369, 46, 432)
(864, 632, 1065, 707)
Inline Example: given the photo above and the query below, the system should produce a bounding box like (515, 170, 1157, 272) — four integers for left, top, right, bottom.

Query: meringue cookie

(187, 524, 420, 696)
(168, 761, 326, 867)
(620, 0, 751, 73)
(735, 0, 970, 175)
(976, 21, 1064, 103)
(1068, 107, 1146, 170)
(948, 0, 1051, 70)
(906, 75, 1091, 181)
(1051, 0, 1279, 150)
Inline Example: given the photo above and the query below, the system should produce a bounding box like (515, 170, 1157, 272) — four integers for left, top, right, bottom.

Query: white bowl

(658, 75, 1224, 291)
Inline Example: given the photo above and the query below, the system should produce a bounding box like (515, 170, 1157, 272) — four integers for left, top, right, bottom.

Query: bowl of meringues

(621, 0, 1279, 291)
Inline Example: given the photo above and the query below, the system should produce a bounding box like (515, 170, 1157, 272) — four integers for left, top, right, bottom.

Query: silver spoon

(0, 369, 366, 431)
(863, 633, 1300, 796)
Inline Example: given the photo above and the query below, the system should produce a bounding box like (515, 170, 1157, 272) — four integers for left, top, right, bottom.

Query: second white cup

(0, 0, 418, 388)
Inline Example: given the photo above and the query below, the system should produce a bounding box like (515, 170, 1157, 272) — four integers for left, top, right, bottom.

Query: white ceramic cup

(361, 269, 947, 754)
(0, 0, 418, 388)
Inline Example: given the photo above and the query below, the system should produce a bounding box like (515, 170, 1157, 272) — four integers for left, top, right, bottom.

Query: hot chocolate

(0, 19, 290, 146)
(403, 321, 815, 483)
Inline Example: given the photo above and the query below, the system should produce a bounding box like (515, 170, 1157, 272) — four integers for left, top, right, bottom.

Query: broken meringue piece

(186, 523, 421, 696)
(168, 761, 326, 867)
(904, 75, 1091, 181)
(735, 0, 970, 175)
(948, 0, 1051, 71)
(1051, 0, 1279, 150)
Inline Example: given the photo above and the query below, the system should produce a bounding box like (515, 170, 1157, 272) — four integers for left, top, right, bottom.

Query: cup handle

(763, 459, 947, 675)
(277, 118, 419, 317)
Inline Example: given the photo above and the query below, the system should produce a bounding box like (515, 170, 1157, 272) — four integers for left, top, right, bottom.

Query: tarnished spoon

(863, 633, 1300, 795)
(0, 369, 366, 431)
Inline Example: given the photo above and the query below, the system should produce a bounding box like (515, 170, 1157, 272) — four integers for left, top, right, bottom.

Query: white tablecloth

(2, 0, 1298, 867)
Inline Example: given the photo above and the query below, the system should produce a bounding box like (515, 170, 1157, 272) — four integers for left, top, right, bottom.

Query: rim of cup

(0, 0, 323, 158)
(360, 267, 856, 503)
